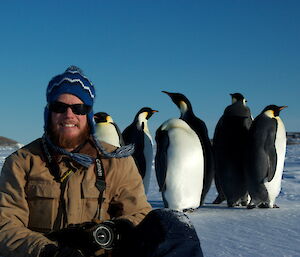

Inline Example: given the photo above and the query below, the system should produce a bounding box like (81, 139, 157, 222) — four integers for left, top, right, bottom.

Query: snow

(147, 144, 300, 257)
(1, 144, 300, 256)
(0, 146, 19, 168)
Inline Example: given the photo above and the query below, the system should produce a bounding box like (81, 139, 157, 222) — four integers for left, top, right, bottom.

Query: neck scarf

(42, 133, 135, 168)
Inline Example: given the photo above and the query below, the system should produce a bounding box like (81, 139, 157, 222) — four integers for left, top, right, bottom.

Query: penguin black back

(213, 93, 252, 207)
(246, 105, 287, 185)
(245, 105, 287, 208)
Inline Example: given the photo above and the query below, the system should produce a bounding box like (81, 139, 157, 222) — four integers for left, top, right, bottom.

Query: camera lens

(92, 221, 117, 250)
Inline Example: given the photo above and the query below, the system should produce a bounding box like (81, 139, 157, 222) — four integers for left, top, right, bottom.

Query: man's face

(50, 93, 89, 150)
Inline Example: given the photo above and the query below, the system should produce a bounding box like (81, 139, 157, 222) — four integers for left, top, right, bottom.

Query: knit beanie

(44, 66, 96, 133)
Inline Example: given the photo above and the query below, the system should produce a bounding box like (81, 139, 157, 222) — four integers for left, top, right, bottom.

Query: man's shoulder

(98, 141, 118, 153)
(10, 138, 43, 158)
(20, 138, 43, 151)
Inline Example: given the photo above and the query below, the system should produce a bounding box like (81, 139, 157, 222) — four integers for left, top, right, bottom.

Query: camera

(91, 220, 119, 250)
(47, 220, 120, 253)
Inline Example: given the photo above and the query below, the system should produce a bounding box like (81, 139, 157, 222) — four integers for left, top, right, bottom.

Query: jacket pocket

(81, 181, 101, 221)
(26, 181, 60, 231)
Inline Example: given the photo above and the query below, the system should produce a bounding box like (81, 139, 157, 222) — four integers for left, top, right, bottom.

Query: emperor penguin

(245, 105, 287, 209)
(94, 112, 124, 147)
(162, 91, 214, 205)
(122, 107, 158, 194)
(213, 93, 253, 207)
(155, 118, 204, 211)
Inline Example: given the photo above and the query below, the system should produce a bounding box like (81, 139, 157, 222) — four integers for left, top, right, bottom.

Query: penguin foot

(240, 200, 248, 206)
(247, 203, 256, 209)
(212, 195, 225, 204)
(273, 204, 280, 208)
(227, 203, 236, 208)
(258, 203, 270, 208)
(227, 201, 240, 208)
(183, 208, 195, 213)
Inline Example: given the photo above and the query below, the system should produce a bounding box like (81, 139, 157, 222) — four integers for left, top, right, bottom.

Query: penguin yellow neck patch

(264, 110, 275, 118)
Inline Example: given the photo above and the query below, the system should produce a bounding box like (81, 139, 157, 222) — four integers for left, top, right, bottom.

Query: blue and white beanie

(44, 66, 96, 133)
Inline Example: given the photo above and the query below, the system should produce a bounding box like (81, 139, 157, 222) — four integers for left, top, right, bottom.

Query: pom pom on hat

(44, 66, 96, 133)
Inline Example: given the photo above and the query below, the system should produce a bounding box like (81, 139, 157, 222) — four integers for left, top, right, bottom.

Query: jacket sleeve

(104, 156, 152, 226)
(0, 152, 56, 257)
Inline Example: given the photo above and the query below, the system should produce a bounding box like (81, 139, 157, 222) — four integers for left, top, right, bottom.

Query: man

(0, 66, 152, 257)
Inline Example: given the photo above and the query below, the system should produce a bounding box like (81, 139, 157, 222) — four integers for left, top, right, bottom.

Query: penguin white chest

(95, 124, 120, 147)
(164, 120, 204, 211)
(264, 117, 286, 205)
(143, 131, 154, 194)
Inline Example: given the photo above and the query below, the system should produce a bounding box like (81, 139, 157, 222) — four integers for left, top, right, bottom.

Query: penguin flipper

(122, 124, 135, 144)
(133, 130, 146, 177)
(212, 117, 227, 202)
(265, 127, 277, 182)
(113, 123, 125, 146)
(155, 129, 169, 192)
(122, 124, 146, 177)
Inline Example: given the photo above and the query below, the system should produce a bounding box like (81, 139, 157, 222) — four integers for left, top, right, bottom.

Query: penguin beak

(162, 91, 171, 96)
(279, 106, 288, 111)
(146, 110, 158, 120)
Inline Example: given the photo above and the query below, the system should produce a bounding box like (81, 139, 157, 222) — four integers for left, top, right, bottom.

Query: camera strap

(95, 158, 106, 193)
(94, 157, 106, 219)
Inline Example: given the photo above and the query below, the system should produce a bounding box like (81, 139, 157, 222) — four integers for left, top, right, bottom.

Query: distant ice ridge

(281, 144, 300, 201)
(0, 144, 23, 152)
(285, 144, 300, 164)
(0, 145, 22, 171)
(287, 132, 300, 145)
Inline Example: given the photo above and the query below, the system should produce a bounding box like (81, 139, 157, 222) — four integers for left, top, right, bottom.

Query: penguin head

(230, 93, 247, 105)
(262, 105, 288, 118)
(94, 112, 113, 124)
(135, 107, 158, 121)
(134, 107, 158, 130)
(162, 91, 193, 116)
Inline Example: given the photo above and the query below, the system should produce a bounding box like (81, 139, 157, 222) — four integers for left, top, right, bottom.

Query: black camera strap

(94, 157, 106, 220)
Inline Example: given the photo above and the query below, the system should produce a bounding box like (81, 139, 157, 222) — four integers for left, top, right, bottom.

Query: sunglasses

(48, 101, 92, 115)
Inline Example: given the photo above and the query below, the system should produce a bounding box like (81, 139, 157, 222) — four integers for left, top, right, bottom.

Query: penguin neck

(137, 120, 150, 133)
(179, 101, 189, 115)
(232, 98, 247, 105)
(180, 109, 194, 120)
(179, 100, 196, 120)
(264, 110, 276, 119)
(224, 101, 251, 117)
(136, 112, 149, 131)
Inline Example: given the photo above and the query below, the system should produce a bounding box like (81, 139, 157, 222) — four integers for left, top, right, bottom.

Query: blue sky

(0, 0, 299, 145)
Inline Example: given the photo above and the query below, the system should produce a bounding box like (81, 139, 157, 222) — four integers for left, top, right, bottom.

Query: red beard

(49, 124, 90, 150)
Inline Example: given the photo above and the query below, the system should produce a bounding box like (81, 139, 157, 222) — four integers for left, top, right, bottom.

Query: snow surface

(0, 144, 300, 257)
(148, 144, 300, 257)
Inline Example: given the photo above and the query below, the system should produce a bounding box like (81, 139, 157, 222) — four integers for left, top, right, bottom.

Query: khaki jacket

(0, 138, 152, 257)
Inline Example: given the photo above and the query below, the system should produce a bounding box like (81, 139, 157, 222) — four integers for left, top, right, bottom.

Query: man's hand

(40, 245, 85, 257)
